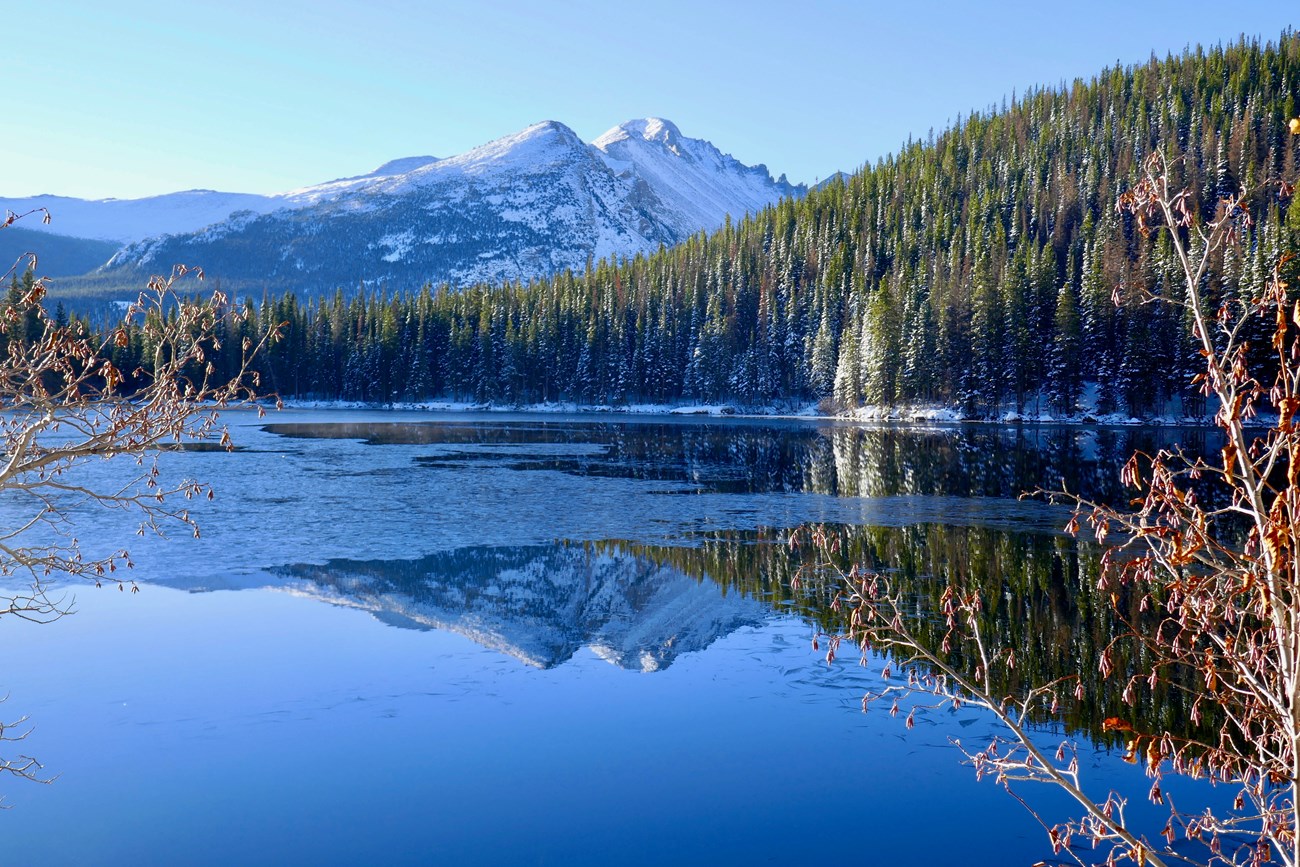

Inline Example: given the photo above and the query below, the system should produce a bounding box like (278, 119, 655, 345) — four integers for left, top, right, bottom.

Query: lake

(0, 410, 1222, 865)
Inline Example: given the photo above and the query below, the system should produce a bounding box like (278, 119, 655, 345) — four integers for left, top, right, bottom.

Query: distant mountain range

(2, 118, 804, 296)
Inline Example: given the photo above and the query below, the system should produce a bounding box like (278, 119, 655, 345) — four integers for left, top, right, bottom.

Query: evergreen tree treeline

(98, 34, 1300, 415)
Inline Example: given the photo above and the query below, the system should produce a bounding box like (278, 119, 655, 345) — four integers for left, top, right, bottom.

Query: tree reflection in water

(268, 417, 1219, 503)
(603, 522, 1213, 749)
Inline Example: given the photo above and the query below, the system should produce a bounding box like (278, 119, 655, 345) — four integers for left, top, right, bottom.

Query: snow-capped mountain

(6, 118, 804, 295)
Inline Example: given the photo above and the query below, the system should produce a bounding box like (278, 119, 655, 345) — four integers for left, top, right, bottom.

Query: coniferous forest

(69, 34, 1300, 416)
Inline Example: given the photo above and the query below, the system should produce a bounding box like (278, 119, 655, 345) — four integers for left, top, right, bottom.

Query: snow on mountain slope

(1, 190, 284, 243)
(1, 154, 442, 243)
(277, 155, 442, 205)
(30, 118, 806, 293)
(594, 118, 804, 238)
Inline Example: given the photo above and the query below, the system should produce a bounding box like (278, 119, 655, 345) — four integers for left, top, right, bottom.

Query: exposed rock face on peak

(12, 118, 806, 296)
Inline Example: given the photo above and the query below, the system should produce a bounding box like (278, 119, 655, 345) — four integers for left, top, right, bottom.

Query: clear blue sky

(3, 0, 1296, 200)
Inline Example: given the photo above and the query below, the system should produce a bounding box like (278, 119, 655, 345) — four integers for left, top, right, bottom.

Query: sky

(2, 0, 1297, 200)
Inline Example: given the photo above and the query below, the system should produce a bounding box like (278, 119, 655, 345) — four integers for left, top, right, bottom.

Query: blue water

(0, 411, 1213, 865)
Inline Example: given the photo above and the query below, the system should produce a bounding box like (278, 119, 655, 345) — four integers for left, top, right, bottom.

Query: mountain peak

(593, 117, 683, 150)
(627, 117, 683, 144)
(527, 119, 574, 133)
(516, 120, 584, 146)
(435, 120, 587, 174)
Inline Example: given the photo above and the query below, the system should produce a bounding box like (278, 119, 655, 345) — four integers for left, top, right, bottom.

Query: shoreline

(267, 397, 1225, 427)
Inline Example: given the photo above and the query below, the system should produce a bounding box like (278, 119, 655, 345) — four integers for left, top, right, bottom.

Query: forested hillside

(92, 34, 1300, 416)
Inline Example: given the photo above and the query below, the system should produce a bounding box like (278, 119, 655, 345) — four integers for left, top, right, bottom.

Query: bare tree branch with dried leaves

(0, 209, 281, 798)
(805, 127, 1300, 867)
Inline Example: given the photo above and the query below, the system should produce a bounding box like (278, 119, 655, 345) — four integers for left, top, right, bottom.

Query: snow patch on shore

(274, 379, 1238, 426)
(280, 398, 793, 418)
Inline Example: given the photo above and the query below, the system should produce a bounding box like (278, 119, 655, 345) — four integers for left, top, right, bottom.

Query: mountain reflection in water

(273, 543, 768, 671)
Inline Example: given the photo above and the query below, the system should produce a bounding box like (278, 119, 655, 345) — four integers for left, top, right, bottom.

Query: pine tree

(832, 312, 862, 409)
(1049, 283, 1083, 414)
(808, 303, 837, 399)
